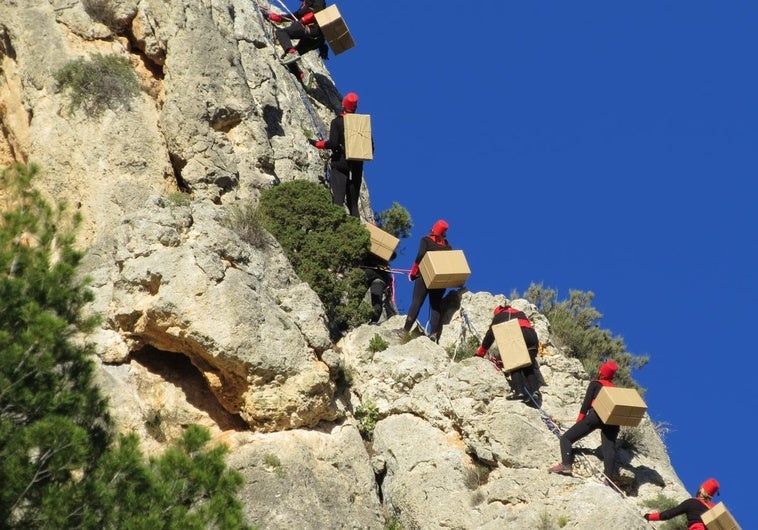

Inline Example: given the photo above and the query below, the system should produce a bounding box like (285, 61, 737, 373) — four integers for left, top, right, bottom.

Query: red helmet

(700, 478, 720, 498)
(431, 219, 449, 237)
(598, 360, 618, 380)
(342, 92, 358, 113)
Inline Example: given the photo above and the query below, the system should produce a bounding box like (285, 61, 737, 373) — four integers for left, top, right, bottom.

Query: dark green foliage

(446, 335, 480, 361)
(259, 180, 372, 337)
(1, 164, 250, 529)
(643, 494, 687, 530)
(368, 333, 389, 353)
(519, 283, 648, 388)
(375, 202, 413, 240)
(355, 399, 380, 441)
(1, 163, 110, 526)
(54, 53, 140, 117)
(35, 427, 251, 529)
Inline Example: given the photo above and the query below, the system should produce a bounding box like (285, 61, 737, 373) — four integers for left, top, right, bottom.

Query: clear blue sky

(323, 1, 757, 526)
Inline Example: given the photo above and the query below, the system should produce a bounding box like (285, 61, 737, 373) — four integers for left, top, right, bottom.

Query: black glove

(319, 44, 329, 60)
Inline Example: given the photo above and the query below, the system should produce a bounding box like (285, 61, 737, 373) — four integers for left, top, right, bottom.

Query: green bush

(166, 191, 191, 207)
(54, 53, 140, 117)
(519, 283, 648, 388)
(375, 202, 413, 240)
(368, 333, 389, 353)
(385, 515, 403, 530)
(259, 180, 372, 337)
(536, 510, 554, 530)
(446, 335, 480, 361)
(225, 200, 267, 247)
(643, 494, 686, 530)
(355, 399, 380, 441)
(263, 453, 285, 477)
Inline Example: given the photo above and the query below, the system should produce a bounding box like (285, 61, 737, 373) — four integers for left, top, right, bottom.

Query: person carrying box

(266, 0, 328, 87)
(401, 220, 452, 343)
(548, 360, 620, 482)
(362, 251, 397, 325)
(309, 92, 369, 217)
(476, 304, 542, 406)
(644, 478, 720, 530)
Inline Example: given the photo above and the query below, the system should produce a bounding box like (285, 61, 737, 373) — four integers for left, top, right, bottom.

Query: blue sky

(321, 1, 758, 526)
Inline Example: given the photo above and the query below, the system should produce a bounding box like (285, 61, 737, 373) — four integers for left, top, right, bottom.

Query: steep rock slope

(1, 2, 688, 528)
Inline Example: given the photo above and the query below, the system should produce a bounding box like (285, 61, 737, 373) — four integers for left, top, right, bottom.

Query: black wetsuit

(275, 0, 327, 78)
(403, 235, 451, 336)
(481, 306, 540, 397)
(363, 254, 395, 323)
(323, 114, 367, 217)
(654, 498, 713, 529)
(559, 379, 620, 477)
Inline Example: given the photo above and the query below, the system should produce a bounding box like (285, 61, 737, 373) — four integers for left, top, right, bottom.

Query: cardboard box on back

(491, 319, 532, 372)
(418, 250, 470, 289)
(344, 114, 373, 161)
(593, 386, 647, 426)
(314, 5, 355, 55)
(701, 502, 741, 530)
(365, 224, 398, 261)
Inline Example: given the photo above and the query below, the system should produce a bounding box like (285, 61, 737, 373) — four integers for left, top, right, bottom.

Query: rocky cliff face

(1, 2, 688, 528)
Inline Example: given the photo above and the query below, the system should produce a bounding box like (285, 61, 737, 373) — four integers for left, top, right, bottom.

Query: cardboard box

(314, 5, 355, 55)
(491, 319, 532, 372)
(702, 502, 741, 530)
(365, 224, 398, 261)
(344, 114, 373, 161)
(593, 386, 647, 427)
(418, 250, 470, 289)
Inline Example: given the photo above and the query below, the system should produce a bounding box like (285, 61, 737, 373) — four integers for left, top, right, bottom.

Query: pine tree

(1, 164, 251, 529)
(1, 163, 110, 526)
(521, 283, 648, 387)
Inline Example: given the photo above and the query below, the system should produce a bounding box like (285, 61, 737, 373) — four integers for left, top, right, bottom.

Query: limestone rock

(0, 1, 692, 528)
(82, 196, 336, 432)
(227, 424, 384, 530)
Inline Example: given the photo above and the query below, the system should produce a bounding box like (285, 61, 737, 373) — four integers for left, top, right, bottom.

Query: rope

(268, 0, 297, 19)
(255, 1, 328, 147)
(460, 308, 483, 342)
(520, 387, 656, 528)
(444, 311, 651, 526)
(253, 1, 276, 46)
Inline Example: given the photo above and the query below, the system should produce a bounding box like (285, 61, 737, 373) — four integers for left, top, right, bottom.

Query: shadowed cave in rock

(131, 345, 249, 433)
